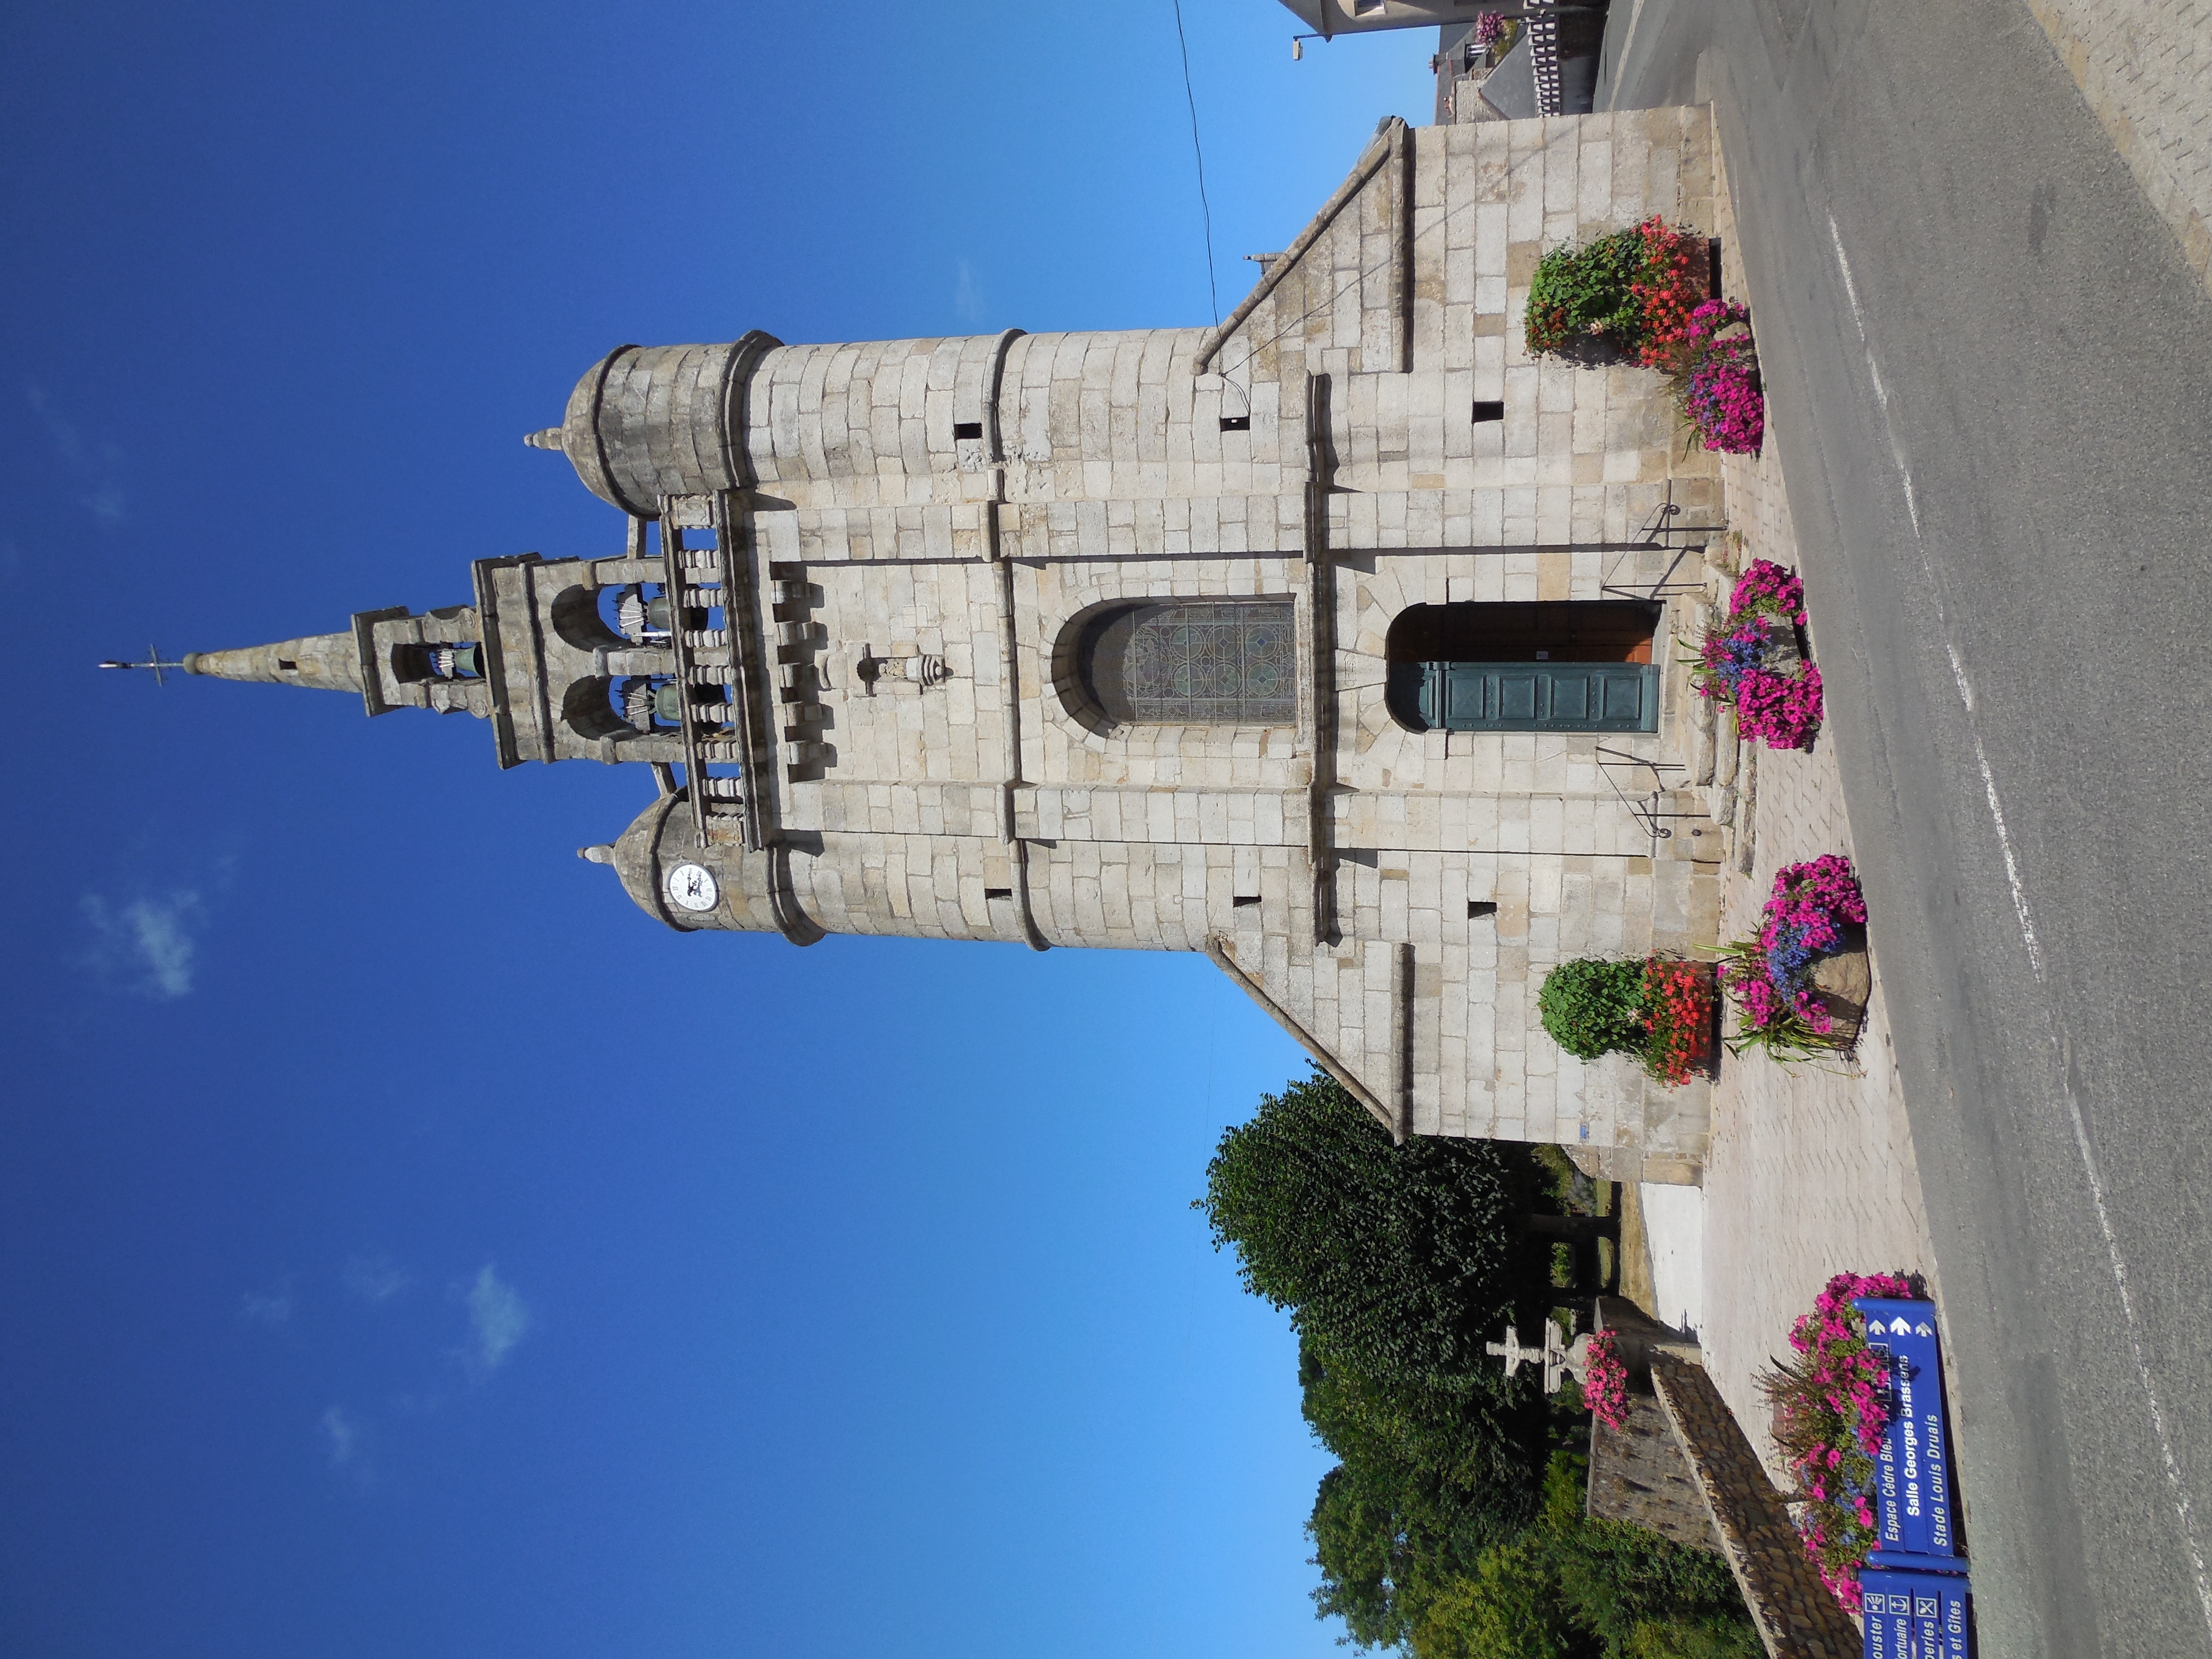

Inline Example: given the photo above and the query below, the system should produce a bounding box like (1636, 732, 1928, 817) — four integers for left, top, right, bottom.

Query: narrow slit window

(1468, 901, 1499, 919)
(984, 888, 1013, 901)
(1233, 894, 1261, 907)
(952, 421, 984, 441)
(1219, 415, 1251, 432)
(1472, 400, 1505, 423)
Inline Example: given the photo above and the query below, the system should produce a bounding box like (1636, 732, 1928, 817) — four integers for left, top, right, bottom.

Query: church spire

(104, 601, 494, 722)
(176, 630, 366, 693)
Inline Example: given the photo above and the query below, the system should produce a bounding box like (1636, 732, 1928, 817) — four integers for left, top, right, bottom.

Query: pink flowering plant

(1582, 1330, 1631, 1431)
(1718, 854, 1868, 1061)
(1689, 558, 1824, 750)
(1661, 299, 1764, 454)
(1758, 1271, 1923, 1613)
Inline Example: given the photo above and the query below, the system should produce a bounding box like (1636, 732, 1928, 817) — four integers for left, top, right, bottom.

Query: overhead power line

(1169, 0, 1221, 326)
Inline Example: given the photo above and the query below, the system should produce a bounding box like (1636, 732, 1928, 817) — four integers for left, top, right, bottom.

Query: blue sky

(0, 5, 1432, 1655)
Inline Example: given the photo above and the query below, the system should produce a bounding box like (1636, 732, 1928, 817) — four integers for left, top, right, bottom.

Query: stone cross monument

(1489, 1320, 1597, 1394)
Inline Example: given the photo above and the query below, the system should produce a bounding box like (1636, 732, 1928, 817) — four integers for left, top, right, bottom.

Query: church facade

(179, 108, 1731, 1182)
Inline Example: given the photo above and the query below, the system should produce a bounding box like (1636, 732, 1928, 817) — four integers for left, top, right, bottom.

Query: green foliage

(1538, 959, 1649, 1060)
(1198, 1072, 1537, 1385)
(1524, 228, 1647, 356)
(1206, 1072, 1759, 1658)
(1404, 1455, 1758, 1659)
(1308, 1457, 1495, 1650)
(1415, 1533, 1582, 1659)
(1302, 1339, 1552, 1529)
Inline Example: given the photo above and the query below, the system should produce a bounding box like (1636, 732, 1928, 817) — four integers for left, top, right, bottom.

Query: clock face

(665, 862, 720, 913)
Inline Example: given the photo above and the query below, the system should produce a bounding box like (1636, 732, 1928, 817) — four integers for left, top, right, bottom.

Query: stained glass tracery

(1081, 600, 1296, 725)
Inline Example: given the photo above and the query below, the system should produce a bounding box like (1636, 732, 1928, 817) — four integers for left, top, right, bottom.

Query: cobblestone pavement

(1689, 129, 1940, 1481)
(2018, 0, 2212, 292)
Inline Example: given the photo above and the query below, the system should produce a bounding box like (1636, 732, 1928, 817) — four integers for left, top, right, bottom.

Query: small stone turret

(532, 334, 781, 519)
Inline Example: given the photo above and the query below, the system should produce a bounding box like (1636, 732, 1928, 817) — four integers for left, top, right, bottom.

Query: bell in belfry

(616, 588, 673, 642)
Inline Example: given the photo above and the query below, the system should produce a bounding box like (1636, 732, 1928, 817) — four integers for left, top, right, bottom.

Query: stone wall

(1650, 1354, 1861, 1659)
(1588, 1391, 1725, 1553)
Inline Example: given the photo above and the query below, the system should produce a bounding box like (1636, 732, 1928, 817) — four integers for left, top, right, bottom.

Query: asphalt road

(1599, 4, 2212, 1655)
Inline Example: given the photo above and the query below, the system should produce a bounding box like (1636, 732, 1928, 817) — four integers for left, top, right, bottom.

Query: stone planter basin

(1806, 925, 1871, 1049)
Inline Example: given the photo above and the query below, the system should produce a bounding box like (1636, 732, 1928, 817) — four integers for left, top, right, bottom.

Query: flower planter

(1759, 1270, 1927, 1613)
(1756, 613, 1803, 673)
(1551, 331, 1634, 368)
(1690, 561, 1823, 751)
(1719, 854, 1868, 1062)
(1806, 928, 1871, 1047)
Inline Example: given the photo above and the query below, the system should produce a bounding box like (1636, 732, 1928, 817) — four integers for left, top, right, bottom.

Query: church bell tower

(124, 111, 1733, 1182)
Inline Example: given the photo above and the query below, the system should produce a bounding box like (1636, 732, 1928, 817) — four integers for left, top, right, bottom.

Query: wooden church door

(1387, 601, 1662, 734)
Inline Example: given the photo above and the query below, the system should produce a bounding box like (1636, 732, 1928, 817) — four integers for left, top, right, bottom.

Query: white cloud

(343, 1252, 409, 1304)
(462, 1263, 529, 1373)
(953, 259, 984, 324)
(239, 1281, 294, 1326)
(80, 890, 205, 998)
(82, 484, 127, 529)
(25, 382, 128, 529)
(321, 1405, 360, 1468)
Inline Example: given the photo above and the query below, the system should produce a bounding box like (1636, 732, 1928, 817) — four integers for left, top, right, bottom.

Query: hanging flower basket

(1525, 216, 1708, 363)
(1521, 221, 1762, 452)
(1638, 957, 1718, 1085)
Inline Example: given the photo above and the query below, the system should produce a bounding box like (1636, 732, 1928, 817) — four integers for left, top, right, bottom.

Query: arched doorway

(1385, 601, 1661, 733)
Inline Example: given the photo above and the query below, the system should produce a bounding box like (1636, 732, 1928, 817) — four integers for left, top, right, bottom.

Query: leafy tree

(1300, 1338, 1551, 1524)
(1197, 1072, 1538, 1386)
(1202, 1073, 1758, 1659)
(1307, 1457, 1501, 1651)
(1414, 1535, 1589, 1659)
(1411, 1456, 1760, 1659)
(1299, 1336, 1583, 1650)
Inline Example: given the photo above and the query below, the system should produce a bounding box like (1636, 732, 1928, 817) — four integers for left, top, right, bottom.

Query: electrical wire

(1169, 0, 1220, 326)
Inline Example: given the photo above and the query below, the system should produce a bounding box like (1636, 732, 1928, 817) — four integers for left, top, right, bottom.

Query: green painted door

(1416, 662, 1659, 733)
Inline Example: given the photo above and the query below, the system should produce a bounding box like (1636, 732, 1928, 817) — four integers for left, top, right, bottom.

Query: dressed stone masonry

(177, 108, 1732, 1181)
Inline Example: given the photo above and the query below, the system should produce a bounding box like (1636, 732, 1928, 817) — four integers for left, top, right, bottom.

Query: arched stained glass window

(1080, 600, 1296, 725)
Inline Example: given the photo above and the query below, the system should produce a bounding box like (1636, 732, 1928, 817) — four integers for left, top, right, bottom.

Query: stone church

(170, 108, 1731, 1183)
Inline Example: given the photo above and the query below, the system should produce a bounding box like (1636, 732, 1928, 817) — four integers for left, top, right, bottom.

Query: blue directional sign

(1861, 1568, 1972, 1659)
(1860, 1571, 1914, 1659)
(1854, 1298, 1960, 1560)
(1868, 1548, 1969, 1576)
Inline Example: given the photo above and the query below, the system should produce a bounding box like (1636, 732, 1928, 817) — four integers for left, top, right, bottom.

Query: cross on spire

(98, 647, 188, 685)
